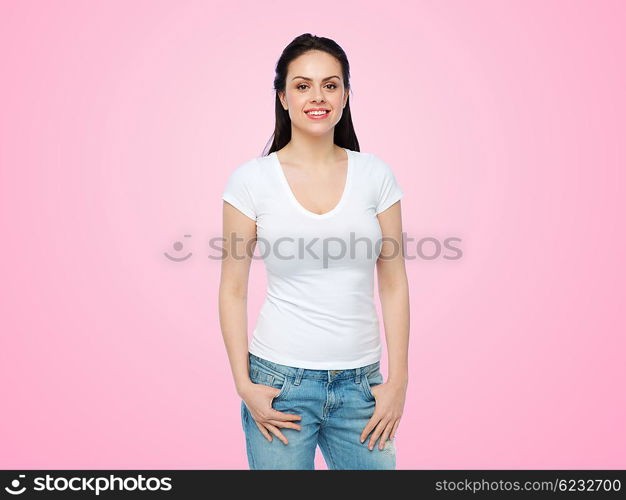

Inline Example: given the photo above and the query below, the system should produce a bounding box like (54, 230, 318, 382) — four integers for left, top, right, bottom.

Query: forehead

(287, 51, 342, 80)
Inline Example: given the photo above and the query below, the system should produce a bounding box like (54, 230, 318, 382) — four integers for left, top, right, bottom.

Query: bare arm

(218, 201, 302, 443)
(376, 200, 410, 388)
(218, 201, 257, 396)
(360, 200, 410, 449)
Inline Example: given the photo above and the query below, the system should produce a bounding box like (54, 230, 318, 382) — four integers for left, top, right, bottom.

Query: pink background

(1, 1, 624, 469)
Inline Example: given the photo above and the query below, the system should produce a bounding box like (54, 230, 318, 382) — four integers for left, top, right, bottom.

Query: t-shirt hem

(376, 191, 404, 215)
(222, 194, 256, 221)
(248, 345, 381, 370)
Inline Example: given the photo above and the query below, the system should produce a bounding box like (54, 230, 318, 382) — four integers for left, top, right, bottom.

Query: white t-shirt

(222, 147, 403, 369)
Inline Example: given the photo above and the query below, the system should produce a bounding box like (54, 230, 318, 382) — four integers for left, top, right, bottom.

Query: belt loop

(355, 366, 361, 384)
(293, 367, 305, 386)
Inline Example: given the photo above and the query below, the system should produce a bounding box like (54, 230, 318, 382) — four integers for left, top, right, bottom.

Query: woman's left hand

(360, 379, 407, 450)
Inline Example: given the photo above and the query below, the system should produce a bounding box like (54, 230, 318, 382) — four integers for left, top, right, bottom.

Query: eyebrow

(291, 75, 341, 82)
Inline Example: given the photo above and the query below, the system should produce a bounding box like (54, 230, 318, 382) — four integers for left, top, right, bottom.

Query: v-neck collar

(272, 148, 352, 219)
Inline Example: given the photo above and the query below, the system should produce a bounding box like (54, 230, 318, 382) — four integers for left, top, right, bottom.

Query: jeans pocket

(250, 364, 291, 402)
(361, 370, 384, 401)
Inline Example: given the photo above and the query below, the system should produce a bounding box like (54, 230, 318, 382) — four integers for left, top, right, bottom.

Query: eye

(296, 83, 338, 90)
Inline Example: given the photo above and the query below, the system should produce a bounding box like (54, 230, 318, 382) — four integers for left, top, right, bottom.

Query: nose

(312, 91, 325, 103)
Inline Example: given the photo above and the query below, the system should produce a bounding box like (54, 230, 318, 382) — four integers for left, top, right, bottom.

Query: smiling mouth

(304, 109, 331, 117)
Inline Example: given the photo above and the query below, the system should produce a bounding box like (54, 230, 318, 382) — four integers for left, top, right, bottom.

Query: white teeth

(306, 110, 328, 115)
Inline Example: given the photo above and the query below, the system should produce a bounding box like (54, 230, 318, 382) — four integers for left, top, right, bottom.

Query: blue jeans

(241, 352, 396, 470)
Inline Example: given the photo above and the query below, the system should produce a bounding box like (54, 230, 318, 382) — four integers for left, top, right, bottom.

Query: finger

(266, 419, 302, 431)
(368, 418, 390, 450)
(389, 419, 400, 440)
(378, 421, 393, 450)
(254, 420, 272, 442)
(269, 408, 302, 422)
(264, 422, 289, 445)
(360, 413, 382, 444)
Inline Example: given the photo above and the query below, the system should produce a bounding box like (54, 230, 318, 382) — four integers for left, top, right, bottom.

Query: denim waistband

(249, 352, 380, 381)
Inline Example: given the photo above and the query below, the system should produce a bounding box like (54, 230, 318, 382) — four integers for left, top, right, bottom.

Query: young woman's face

(279, 50, 349, 135)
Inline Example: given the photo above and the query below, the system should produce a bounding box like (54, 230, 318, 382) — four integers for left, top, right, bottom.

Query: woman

(219, 34, 410, 470)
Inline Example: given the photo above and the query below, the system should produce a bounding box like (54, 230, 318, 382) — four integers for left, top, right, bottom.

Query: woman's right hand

(239, 381, 302, 444)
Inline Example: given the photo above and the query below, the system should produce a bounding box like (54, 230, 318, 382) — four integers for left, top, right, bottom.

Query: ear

(278, 91, 288, 110)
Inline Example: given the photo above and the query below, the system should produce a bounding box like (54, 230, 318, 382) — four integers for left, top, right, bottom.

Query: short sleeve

(222, 164, 257, 221)
(373, 155, 404, 214)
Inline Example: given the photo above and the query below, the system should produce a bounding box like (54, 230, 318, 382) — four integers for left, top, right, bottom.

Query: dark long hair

(262, 34, 360, 156)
